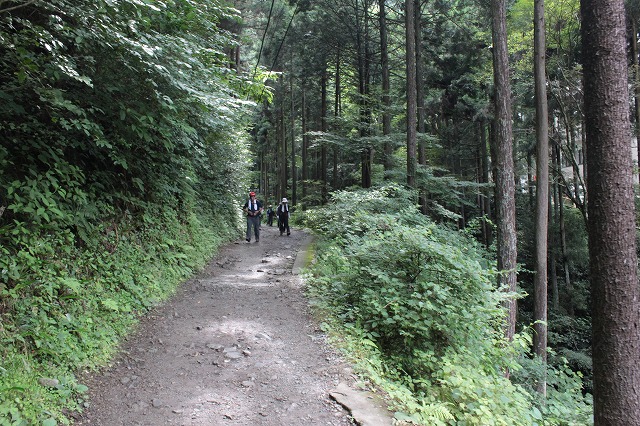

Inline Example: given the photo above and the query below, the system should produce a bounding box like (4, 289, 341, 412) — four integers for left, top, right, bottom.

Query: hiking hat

(282, 198, 288, 203)
(249, 191, 256, 196)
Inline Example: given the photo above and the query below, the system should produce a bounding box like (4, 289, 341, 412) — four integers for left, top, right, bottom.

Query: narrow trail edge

(74, 225, 394, 426)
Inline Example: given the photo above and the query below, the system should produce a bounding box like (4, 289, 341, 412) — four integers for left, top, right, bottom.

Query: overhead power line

(252, 0, 276, 80)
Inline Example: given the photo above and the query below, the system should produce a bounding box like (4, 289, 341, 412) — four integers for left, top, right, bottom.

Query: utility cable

(254, 3, 300, 102)
(268, 3, 299, 73)
(252, 0, 276, 81)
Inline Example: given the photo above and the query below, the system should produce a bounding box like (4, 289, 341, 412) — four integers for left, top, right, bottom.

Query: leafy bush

(302, 184, 591, 425)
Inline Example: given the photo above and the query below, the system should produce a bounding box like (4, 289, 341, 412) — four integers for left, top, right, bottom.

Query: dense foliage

(0, 1, 260, 423)
(300, 185, 592, 425)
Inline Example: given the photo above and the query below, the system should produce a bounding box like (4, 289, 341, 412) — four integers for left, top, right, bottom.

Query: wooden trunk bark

(379, 0, 393, 173)
(406, 0, 417, 188)
(491, 0, 518, 342)
(533, 0, 549, 396)
(582, 0, 640, 422)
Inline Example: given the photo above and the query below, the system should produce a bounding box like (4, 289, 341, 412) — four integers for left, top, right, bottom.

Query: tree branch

(0, 0, 37, 14)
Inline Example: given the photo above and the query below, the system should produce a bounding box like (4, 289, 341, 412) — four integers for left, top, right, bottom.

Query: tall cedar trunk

(481, 120, 492, 247)
(632, 18, 640, 183)
(302, 86, 308, 200)
(379, 0, 393, 173)
(582, 0, 640, 422)
(333, 52, 341, 190)
(364, 2, 372, 189)
(416, 0, 428, 214)
(290, 74, 296, 204)
(357, 0, 372, 188)
(555, 142, 574, 316)
(533, 0, 549, 396)
(278, 76, 287, 200)
(406, 0, 417, 188)
(416, 0, 425, 163)
(321, 68, 328, 204)
(491, 0, 518, 342)
(527, 152, 534, 206)
(550, 139, 560, 311)
(549, 183, 559, 311)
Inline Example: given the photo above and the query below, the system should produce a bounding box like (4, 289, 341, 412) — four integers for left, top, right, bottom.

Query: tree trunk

(491, 0, 518, 343)
(582, 0, 640, 422)
(290, 74, 296, 204)
(633, 18, 640, 183)
(302, 86, 308, 200)
(549, 186, 559, 311)
(333, 51, 341, 190)
(278, 75, 287, 200)
(480, 120, 492, 247)
(356, 0, 372, 188)
(406, 0, 417, 188)
(321, 67, 328, 204)
(379, 0, 393, 173)
(533, 0, 549, 396)
(415, 0, 428, 213)
(527, 151, 534, 207)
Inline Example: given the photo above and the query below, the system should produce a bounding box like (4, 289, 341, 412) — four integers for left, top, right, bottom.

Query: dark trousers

(246, 215, 260, 241)
(279, 214, 290, 235)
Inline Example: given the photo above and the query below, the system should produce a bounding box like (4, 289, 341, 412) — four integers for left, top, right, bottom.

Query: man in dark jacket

(242, 191, 263, 242)
(266, 205, 275, 226)
(277, 197, 291, 236)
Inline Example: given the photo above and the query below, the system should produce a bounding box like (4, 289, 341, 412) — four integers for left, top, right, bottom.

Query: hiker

(242, 191, 263, 242)
(266, 205, 275, 226)
(277, 197, 291, 236)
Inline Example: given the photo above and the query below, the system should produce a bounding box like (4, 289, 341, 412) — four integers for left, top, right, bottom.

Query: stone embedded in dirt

(224, 351, 243, 360)
(255, 332, 272, 341)
(206, 343, 223, 351)
(261, 259, 269, 263)
(241, 380, 255, 388)
(151, 399, 162, 408)
(38, 378, 59, 388)
(132, 401, 147, 412)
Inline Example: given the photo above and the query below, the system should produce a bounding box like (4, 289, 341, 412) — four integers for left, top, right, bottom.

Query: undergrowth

(300, 184, 593, 425)
(0, 206, 240, 425)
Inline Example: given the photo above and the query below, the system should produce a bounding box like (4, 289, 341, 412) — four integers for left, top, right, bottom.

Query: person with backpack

(277, 197, 291, 236)
(242, 191, 263, 242)
(266, 205, 275, 226)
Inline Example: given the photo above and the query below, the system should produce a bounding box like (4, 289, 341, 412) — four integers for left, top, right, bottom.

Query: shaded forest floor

(73, 225, 381, 425)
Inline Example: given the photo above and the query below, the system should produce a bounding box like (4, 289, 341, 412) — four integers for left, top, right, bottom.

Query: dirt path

(74, 225, 361, 426)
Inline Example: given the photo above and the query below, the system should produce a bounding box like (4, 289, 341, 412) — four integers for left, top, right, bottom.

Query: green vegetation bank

(300, 185, 592, 425)
(0, 1, 259, 423)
